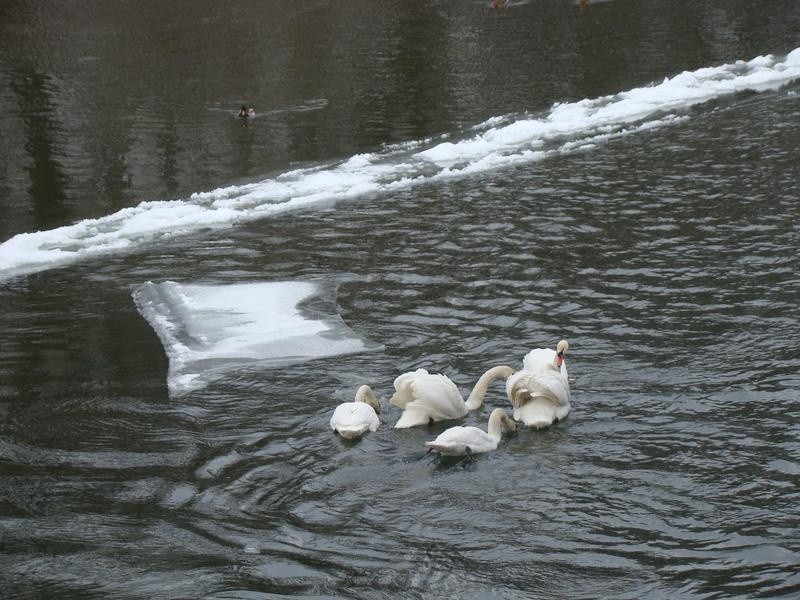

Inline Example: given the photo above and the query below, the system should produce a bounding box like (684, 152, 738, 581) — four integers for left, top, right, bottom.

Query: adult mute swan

(506, 340, 570, 429)
(330, 384, 381, 439)
(391, 365, 514, 428)
(425, 408, 516, 456)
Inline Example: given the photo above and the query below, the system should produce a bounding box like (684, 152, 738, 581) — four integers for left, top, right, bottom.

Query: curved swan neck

(486, 408, 512, 440)
(465, 365, 514, 410)
(354, 385, 380, 413)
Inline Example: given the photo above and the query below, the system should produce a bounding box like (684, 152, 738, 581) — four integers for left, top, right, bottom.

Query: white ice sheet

(133, 280, 381, 395)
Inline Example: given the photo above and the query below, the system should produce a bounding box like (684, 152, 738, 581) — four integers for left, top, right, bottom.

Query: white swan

(506, 340, 570, 428)
(391, 365, 514, 428)
(390, 365, 514, 429)
(330, 384, 381, 439)
(425, 408, 517, 456)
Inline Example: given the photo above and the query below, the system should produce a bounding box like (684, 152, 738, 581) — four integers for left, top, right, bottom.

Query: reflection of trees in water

(0, 0, 798, 236)
(10, 68, 70, 230)
(572, 1, 793, 99)
(156, 112, 182, 197)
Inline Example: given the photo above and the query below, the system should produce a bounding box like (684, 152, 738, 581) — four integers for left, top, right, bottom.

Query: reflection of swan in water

(425, 408, 516, 456)
(391, 365, 514, 428)
(506, 340, 571, 428)
(330, 384, 381, 439)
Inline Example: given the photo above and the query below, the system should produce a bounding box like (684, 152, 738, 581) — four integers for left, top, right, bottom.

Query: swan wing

(506, 370, 534, 409)
(512, 373, 571, 427)
(392, 370, 467, 421)
(390, 368, 429, 409)
(527, 372, 571, 406)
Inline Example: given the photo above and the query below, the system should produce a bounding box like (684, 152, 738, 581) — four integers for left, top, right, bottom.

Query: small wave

(1, 48, 798, 281)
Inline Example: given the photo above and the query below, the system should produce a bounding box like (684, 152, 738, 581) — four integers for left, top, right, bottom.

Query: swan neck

(465, 365, 514, 410)
(354, 385, 380, 413)
(486, 408, 507, 440)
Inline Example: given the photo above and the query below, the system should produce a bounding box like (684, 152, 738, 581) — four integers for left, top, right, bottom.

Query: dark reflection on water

(1, 0, 800, 598)
(9, 67, 70, 229)
(2, 0, 799, 239)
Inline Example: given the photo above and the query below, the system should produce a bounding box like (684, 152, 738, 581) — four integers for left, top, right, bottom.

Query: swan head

(501, 413, 516, 433)
(354, 384, 381, 413)
(555, 339, 569, 368)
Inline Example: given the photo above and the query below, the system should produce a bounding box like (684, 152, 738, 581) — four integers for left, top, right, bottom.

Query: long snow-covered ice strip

(2, 48, 799, 281)
(133, 280, 382, 395)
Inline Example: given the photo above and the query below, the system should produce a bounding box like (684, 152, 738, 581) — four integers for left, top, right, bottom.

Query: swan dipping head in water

(425, 407, 517, 456)
(330, 384, 381, 439)
(391, 365, 515, 428)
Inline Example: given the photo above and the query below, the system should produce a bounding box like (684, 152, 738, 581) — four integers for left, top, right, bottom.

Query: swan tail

(424, 441, 465, 456)
(334, 424, 370, 439)
(513, 402, 557, 429)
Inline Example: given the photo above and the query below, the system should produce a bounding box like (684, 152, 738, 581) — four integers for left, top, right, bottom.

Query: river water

(1, 1, 799, 598)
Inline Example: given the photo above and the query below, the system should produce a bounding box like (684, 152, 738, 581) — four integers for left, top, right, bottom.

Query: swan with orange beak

(505, 340, 571, 428)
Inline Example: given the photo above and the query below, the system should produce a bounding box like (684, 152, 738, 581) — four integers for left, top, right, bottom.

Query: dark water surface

(1, 1, 799, 598)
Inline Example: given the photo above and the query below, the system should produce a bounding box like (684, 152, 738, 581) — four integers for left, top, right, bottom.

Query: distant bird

(330, 384, 381, 439)
(238, 105, 255, 118)
(425, 407, 517, 456)
(506, 340, 571, 428)
(391, 365, 514, 428)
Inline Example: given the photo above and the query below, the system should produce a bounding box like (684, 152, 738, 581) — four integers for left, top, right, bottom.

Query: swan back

(508, 368, 570, 406)
(330, 401, 380, 439)
(522, 348, 559, 375)
(423, 425, 493, 455)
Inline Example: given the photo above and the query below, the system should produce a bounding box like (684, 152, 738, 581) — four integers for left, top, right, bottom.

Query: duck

(238, 105, 256, 118)
(330, 384, 381, 439)
(425, 407, 516, 456)
(391, 365, 514, 428)
(505, 340, 570, 428)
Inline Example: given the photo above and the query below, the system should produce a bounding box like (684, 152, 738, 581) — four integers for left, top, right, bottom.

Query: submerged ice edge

(132, 280, 384, 395)
(1, 48, 798, 282)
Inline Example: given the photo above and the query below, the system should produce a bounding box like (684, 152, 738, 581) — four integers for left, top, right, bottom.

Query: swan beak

(555, 352, 564, 368)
